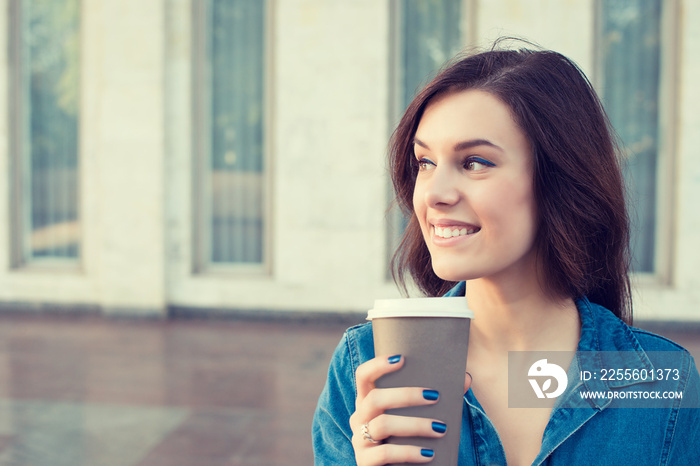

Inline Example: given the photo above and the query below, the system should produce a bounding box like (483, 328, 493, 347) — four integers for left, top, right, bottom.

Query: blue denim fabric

(312, 282, 700, 465)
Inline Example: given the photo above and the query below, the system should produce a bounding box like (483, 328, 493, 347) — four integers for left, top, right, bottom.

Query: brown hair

(390, 42, 632, 323)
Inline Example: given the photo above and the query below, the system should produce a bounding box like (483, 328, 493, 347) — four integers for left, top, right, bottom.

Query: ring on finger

(361, 423, 380, 444)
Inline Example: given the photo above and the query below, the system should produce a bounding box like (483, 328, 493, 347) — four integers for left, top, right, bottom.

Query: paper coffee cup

(368, 298, 473, 466)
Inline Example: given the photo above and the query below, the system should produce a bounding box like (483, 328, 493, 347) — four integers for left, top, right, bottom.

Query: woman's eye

(464, 157, 494, 171)
(416, 158, 435, 171)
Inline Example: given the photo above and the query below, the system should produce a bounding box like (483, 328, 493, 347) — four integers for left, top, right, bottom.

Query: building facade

(0, 0, 698, 320)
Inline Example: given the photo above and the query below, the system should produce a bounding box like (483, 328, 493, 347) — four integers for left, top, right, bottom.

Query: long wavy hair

(390, 43, 632, 323)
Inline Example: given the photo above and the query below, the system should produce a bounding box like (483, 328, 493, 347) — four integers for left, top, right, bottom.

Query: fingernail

(421, 449, 434, 458)
(388, 355, 401, 364)
(423, 389, 439, 401)
(431, 421, 447, 434)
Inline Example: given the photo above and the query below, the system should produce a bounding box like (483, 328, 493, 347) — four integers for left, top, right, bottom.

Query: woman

(313, 44, 700, 465)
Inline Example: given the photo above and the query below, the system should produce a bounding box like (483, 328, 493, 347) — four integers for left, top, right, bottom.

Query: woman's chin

(432, 265, 477, 283)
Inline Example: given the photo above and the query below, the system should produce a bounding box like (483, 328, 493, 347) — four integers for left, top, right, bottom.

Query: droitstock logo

(528, 359, 568, 399)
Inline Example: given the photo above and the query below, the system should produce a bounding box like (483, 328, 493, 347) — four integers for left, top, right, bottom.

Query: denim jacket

(312, 282, 700, 465)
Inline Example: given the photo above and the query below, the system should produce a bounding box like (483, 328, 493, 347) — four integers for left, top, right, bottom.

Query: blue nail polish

(431, 421, 446, 434)
(421, 449, 434, 458)
(388, 355, 401, 364)
(423, 389, 439, 401)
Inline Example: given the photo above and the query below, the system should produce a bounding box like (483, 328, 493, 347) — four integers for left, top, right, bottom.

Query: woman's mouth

(433, 225, 481, 239)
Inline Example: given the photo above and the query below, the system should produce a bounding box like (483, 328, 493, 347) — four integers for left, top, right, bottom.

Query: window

(9, 0, 81, 265)
(193, 0, 268, 271)
(387, 0, 465, 274)
(597, 0, 667, 274)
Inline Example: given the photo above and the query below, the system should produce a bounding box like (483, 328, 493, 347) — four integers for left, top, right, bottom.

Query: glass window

(396, 0, 463, 118)
(598, 0, 662, 273)
(10, 0, 81, 264)
(193, 0, 267, 269)
(387, 0, 464, 273)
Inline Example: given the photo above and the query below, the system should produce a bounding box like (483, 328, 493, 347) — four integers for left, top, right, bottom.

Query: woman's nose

(423, 168, 461, 208)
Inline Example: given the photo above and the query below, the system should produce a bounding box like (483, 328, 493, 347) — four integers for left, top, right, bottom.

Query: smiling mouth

(433, 225, 481, 239)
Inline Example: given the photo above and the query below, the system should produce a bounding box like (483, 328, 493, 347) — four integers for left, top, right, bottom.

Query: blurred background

(0, 0, 698, 464)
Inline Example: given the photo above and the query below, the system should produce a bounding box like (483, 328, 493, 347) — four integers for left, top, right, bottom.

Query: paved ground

(0, 313, 696, 465)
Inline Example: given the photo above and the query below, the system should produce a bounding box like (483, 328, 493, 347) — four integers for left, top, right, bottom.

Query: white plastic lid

(367, 297, 474, 320)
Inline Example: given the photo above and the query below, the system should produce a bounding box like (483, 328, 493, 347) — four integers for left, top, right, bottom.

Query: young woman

(313, 44, 700, 465)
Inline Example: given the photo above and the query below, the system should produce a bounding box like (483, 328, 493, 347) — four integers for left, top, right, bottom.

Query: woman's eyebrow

(413, 137, 503, 152)
(453, 139, 503, 152)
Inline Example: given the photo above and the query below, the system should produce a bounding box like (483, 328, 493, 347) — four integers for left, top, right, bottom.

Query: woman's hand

(349, 354, 471, 465)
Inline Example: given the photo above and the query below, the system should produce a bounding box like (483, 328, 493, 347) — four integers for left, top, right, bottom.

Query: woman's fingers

(364, 387, 440, 415)
(352, 415, 441, 465)
(355, 444, 437, 465)
(351, 355, 446, 465)
(351, 354, 408, 436)
(367, 414, 447, 441)
(355, 354, 404, 401)
(351, 386, 440, 433)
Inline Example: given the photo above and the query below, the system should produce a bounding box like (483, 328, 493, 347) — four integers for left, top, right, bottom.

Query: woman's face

(412, 89, 538, 285)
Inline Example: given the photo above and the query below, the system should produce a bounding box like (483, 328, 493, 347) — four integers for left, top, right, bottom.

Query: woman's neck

(465, 278, 580, 354)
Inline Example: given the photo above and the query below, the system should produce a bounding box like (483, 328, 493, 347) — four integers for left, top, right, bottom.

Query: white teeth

(433, 226, 478, 239)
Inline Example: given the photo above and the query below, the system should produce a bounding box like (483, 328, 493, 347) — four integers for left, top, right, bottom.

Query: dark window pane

(16, 0, 81, 261)
(600, 0, 662, 273)
(201, 0, 266, 265)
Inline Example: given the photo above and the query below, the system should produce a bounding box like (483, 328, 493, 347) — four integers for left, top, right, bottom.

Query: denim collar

(447, 281, 655, 464)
